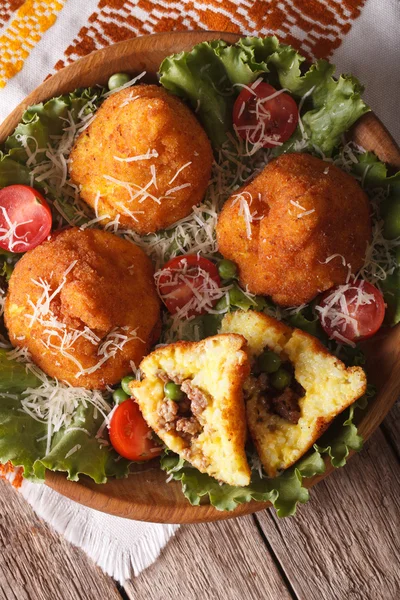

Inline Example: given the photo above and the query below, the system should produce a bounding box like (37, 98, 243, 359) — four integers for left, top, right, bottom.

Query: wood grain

(0, 415, 399, 599)
(0, 479, 121, 600)
(382, 402, 400, 458)
(256, 429, 400, 600)
(2, 30, 400, 524)
(125, 515, 293, 600)
(351, 113, 400, 169)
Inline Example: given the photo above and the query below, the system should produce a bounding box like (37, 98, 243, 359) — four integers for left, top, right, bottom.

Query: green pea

(113, 388, 130, 403)
(164, 382, 184, 401)
(107, 72, 131, 91)
(270, 368, 292, 391)
(121, 375, 135, 395)
(218, 259, 238, 280)
(383, 202, 400, 240)
(257, 350, 281, 374)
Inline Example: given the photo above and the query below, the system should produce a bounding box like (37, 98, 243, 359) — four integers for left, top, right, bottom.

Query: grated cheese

(297, 85, 315, 140)
(65, 444, 82, 459)
(297, 208, 315, 219)
(12, 349, 113, 455)
(114, 149, 159, 162)
(231, 191, 255, 239)
(0, 206, 33, 252)
(154, 259, 232, 322)
(103, 71, 146, 98)
(5, 72, 395, 458)
(168, 162, 192, 185)
(164, 183, 191, 197)
(119, 93, 140, 108)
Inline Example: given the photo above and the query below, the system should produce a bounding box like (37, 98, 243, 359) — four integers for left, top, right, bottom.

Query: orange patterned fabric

(0, 0, 367, 88)
(0, 0, 65, 86)
(52, 0, 366, 71)
(0, 462, 23, 488)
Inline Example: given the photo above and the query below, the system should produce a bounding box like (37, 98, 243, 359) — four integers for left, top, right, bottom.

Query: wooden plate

(1, 31, 400, 524)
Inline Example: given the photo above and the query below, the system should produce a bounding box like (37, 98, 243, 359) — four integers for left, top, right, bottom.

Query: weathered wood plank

(125, 515, 294, 600)
(0, 479, 121, 600)
(256, 429, 400, 600)
(382, 403, 400, 458)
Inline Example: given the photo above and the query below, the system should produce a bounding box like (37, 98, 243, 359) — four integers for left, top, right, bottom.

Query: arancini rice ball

(216, 153, 372, 307)
(130, 334, 251, 487)
(220, 310, 367, 477)
(4, 228, 161, 389)
(69, 85, 213, 234)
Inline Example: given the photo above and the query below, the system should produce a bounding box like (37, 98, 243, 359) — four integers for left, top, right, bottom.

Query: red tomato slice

(316, 280, 385, 344)
(109, 399, 162, 462)
(156, 255, 222, 318)
(233, 81, 299, 148)
(0, 185, 52, 253)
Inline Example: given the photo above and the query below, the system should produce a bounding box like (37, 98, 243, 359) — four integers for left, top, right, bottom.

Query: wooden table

(1, 404, 399, 600)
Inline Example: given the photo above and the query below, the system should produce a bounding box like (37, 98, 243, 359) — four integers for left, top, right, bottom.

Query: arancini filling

(246, 358, 304, 425)
(156, 371, 208, 444)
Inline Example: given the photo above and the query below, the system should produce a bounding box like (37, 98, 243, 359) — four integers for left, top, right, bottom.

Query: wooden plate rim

(2, 31, 400, 524)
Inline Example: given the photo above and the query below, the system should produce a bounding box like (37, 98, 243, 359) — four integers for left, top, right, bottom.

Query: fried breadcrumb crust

(221, 311, 367, 477)
(4, 228, 161, 389)
(69, 85, 213, 234)
(217, 153, 372, 306)
(131, 334, 251, 487)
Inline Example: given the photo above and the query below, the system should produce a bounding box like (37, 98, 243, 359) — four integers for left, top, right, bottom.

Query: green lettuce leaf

(161, 449, 325, 517)
(159, 36, 369, 154)
(161, 386, 370, 517)
(0, 348, 41, 393)
(159, 41, 234, 147)
(0, 352, 129, 482)
(315, 405, 363, 468)
(301, 73, 368, 154)
(0, 153, 31, 187)
(0, 393, 47, 479)
(381, 268, 400, 325)
(314, 385, 372, 468)
(0, 249, 20, 281)
(352, 151, 400, 190)
(0, 351, 44, 477)
(0, 87, 102, 231)
(0, 393, 130, 483)
(288, 310, 327, 342)
(347, 151, 400, 325)
(37, 403, 130, 483)
(4, 88, 103, 164)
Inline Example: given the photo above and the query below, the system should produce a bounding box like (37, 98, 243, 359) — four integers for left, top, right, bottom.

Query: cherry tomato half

(0, 185, 52, 253)
(316, 280, 385, 344)
(156, 255, 222, 318)
(109, 399, 162, 462)
(233, 82, 299, 148)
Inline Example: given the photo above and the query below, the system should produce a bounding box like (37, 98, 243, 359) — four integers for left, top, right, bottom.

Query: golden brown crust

(4, 228, 161, 389)
(216, 153, 372, 306)
(221, 310, 367, 477)
(70, 84, 213, 234)
(131, 334, 252, 487)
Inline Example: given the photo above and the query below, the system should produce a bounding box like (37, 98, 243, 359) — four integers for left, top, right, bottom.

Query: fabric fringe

(21, 481, 179, 584)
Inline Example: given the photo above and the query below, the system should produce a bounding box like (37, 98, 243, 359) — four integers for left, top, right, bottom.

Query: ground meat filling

(248, 360, 304, 425)
(270, 387, 301, 424)
(157, 375, 208, 443)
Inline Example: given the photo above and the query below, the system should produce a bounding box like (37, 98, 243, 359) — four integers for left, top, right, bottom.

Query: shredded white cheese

(114, 149, 159, 162)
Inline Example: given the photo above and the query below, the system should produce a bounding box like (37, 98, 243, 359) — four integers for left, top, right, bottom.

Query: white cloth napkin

(332, 0, 400, 145)
(21, 480, 178, 584)
(0, 0, 399, 584)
